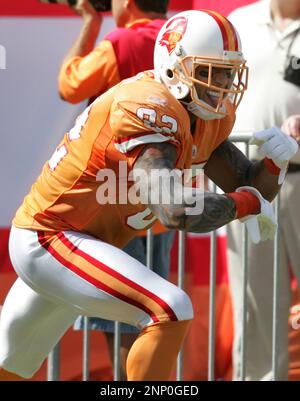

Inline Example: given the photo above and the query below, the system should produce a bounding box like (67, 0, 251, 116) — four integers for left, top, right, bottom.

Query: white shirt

(228, 0, 300, 162)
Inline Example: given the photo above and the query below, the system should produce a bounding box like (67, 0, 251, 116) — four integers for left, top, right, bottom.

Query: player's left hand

(236, 186, 277, 244)
(250, 126, 298, 184)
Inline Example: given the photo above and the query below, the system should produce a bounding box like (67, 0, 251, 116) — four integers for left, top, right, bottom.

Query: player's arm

(203, 131, 298, 243)
(204, 139, 280, 201)
(134, 142, 243, 233)
(205, 125, 299, 200)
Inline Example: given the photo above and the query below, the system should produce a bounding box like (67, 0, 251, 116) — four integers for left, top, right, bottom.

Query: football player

(0, 10, 297, 380)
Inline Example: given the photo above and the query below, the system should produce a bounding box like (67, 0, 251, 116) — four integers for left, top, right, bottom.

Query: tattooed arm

(204, 140, 281, 201)
(134, 142, 237, 233)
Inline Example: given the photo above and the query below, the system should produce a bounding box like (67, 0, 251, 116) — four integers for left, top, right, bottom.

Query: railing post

(82, 316, 90, 381)
(47, 343, 60, 381)
(208, 183, 217, 382)
(272, 193, 281, 380)
(146, 229, 154, 270)
(113, 321, 121, 381)
(176, 230, 185, 380)
(240, 139, 250, 381)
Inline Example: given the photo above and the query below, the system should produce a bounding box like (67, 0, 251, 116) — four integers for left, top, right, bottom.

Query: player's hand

(236, 186, 277, 244)
(250, 126, 298, 184)
(72, 0, 102, 23)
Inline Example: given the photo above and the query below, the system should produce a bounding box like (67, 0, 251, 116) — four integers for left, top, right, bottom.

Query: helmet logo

(159, 16, 188, 55)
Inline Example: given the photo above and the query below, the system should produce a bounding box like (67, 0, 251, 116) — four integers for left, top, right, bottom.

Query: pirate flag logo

(159, 16, 188, 54)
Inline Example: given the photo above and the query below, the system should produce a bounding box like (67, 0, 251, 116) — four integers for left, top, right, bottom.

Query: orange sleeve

(58, 40, 120, 104)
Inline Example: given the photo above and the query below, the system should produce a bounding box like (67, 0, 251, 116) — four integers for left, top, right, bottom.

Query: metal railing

(47, 133, 281, 381)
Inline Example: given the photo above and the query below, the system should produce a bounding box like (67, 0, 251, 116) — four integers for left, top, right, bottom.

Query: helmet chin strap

(181, 99, 226, 120)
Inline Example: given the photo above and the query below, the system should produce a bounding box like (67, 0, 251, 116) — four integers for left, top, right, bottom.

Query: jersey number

(136, 107, 178, 134)
(127, 208, 157, 230)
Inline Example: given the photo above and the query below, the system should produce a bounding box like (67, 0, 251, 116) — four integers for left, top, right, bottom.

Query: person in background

(58, 0, 173, 380)
(227, 0, 300, 380)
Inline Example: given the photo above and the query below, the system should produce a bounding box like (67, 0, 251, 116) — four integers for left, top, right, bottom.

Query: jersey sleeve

(109, 80, 185, 168)
(58, 40, 120, 104)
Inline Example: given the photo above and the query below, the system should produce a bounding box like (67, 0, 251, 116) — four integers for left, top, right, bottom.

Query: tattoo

(150, 189, 237, 233)
(184, 193, 236, 233)
(204, 140, 279, 201)
(204, 140, 253, 190)
(135, 142, 181, 228)
(134, 142, 237, 233)
(134, 142, 177, 171)
(134, 138, 280, 232)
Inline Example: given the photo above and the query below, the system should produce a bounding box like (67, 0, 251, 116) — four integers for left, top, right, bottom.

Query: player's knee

(169, 288, 194, 322)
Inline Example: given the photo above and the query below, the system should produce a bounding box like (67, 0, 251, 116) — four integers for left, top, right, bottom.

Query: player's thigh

(9, 227, 193, 329)
(54, 230, 193, 327)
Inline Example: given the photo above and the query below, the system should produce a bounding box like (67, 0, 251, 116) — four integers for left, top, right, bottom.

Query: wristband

(228, 191, 261, 219)
(263, 157, 281, 176)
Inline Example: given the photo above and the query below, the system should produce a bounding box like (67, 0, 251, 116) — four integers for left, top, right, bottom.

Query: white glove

(236, 186, 277, 244)
(250, 126, 298, 184)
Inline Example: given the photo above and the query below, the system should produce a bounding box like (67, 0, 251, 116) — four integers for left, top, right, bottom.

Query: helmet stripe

(201, 9, 239, 51)
(227, 18, 239, 50)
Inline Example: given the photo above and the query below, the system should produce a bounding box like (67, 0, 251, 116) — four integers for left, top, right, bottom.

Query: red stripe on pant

(57, 232, 178, 322)
(37, 232, 177, 323)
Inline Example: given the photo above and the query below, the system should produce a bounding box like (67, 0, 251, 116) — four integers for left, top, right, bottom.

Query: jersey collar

(125, 19, 152, 29)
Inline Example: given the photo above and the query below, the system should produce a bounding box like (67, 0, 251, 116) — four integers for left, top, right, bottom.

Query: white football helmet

(154, 10, 248, 120)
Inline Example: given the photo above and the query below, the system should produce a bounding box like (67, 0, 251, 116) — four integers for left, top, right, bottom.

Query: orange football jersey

(13, 71, 235, 248)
